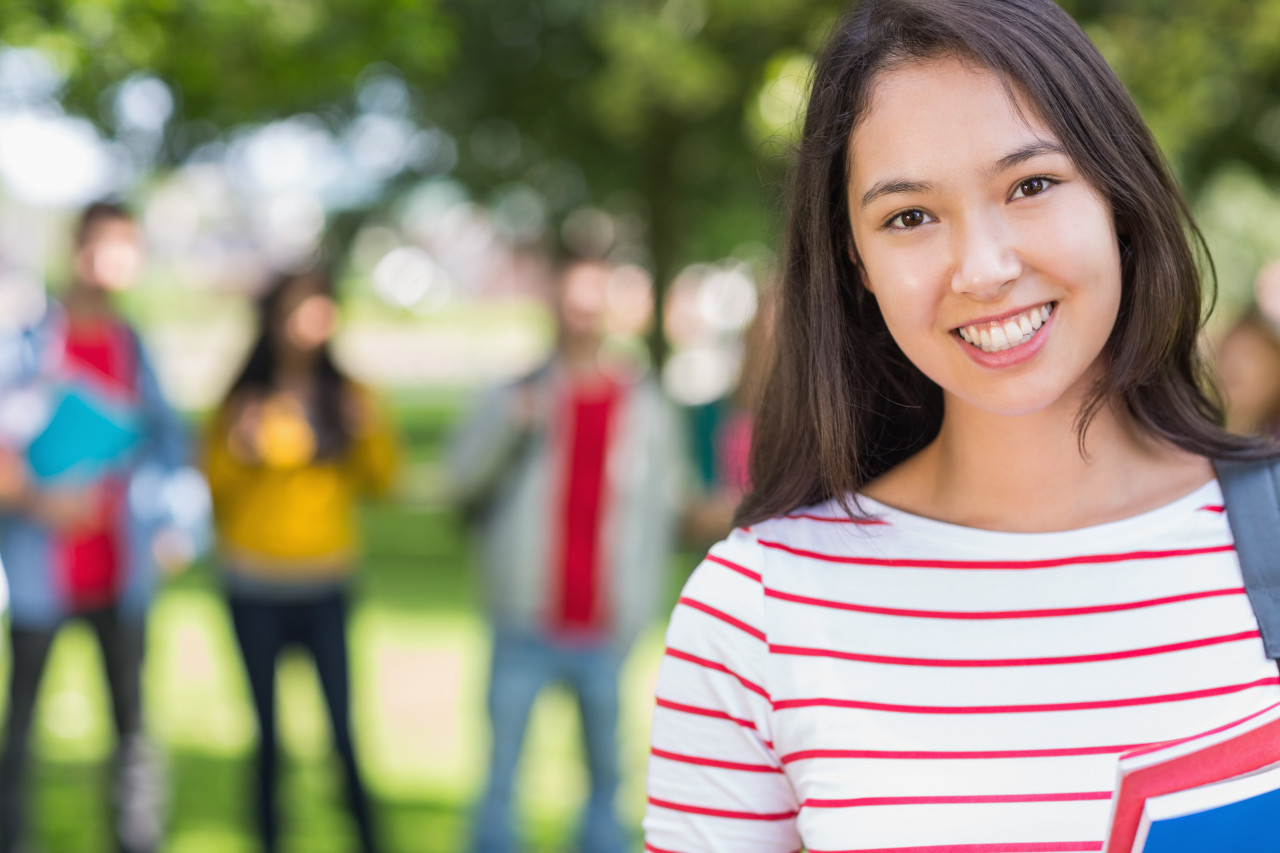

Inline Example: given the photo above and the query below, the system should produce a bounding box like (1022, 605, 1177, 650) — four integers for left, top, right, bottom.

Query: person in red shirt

(0, 202, 192, 853)
(452, 253, 683, 853)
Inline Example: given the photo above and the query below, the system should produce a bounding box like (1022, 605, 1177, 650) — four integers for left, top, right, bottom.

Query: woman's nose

(949, 211, 1022, 300)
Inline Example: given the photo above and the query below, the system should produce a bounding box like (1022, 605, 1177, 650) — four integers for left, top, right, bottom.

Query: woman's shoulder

(679, 501, 903, 632)
(748, 494, 895, 537)
(700, 496, 897, 575)
(693, 526, 765, 587)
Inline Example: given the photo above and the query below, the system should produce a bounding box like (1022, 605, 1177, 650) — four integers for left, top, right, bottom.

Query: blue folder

(1138, 785, 1280, 851)
(25, 386, 142, 483)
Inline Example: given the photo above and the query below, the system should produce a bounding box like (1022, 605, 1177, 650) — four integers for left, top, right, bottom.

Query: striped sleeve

(644, 528, 802, 853)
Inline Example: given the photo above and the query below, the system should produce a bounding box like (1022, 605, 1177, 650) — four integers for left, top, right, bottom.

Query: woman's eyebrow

(991, 139, 1066, 174)
(859, 178, 932, 210)
(857, 140, 1067, 210)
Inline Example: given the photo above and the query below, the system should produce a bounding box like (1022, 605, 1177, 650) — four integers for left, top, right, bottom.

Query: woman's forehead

(848, 56, 1057, 188)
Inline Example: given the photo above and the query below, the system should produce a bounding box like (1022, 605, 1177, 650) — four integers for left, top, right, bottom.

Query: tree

(430, 0, 846, 362)
(0, 0, 456, 160)
(9, 0, 1280, 350)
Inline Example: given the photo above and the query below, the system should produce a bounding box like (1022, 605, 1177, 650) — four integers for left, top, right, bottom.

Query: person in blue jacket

(0, 201, 206, 853)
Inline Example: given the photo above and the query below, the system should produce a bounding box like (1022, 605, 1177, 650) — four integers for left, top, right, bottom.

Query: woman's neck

(868, 393, 1214, 532)
(273, 348, 320, 393)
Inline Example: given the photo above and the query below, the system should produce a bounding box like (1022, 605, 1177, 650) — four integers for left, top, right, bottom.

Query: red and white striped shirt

(644, 480, 1280, 852)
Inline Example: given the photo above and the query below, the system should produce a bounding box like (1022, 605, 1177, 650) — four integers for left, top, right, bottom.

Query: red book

(1103, 700, 1280, 853)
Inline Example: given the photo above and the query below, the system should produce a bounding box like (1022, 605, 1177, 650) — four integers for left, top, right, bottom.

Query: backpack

(1212, 457, 1280, 659)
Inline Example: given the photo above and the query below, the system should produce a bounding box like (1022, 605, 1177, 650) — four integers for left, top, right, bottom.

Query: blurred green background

(8, 394, 686, 852)
(4, 0, 1280, 850)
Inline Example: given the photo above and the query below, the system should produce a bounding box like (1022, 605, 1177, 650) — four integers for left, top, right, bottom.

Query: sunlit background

(3, 0, 1280, 850)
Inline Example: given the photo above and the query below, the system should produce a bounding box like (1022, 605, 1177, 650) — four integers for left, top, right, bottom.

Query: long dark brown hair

(737, 0, 1263, 527)
(225, 268, 353, 459)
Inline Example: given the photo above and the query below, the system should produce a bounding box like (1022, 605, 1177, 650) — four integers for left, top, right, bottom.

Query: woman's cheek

(873, 285, 942, 374)
(1045, 194, 1122, 291)
(883, 266, 942, 335)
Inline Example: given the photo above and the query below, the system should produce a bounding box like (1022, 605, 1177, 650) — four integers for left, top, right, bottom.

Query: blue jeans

(471, 629, 627, 853)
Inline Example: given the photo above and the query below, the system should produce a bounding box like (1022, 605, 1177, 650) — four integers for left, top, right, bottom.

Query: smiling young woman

(642, 1, 1277, 851)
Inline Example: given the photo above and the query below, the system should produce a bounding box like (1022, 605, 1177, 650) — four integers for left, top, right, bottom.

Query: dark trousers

(0, 607, 153, 853)
(228, 591, 379, 853)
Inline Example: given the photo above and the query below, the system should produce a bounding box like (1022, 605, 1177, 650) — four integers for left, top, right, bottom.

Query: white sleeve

(644, 528, 803, 853)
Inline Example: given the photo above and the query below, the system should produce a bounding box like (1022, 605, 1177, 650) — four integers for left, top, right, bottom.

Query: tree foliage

(7, 0, 1280, 345)
(1, 0, 455, 152)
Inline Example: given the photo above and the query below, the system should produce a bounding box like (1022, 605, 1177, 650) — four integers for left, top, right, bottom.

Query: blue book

(1134, 761, 1280, 852)
(25, 385, 142, 483)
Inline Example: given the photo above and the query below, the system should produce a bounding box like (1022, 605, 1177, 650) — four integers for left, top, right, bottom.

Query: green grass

(6, 403, 698, 853)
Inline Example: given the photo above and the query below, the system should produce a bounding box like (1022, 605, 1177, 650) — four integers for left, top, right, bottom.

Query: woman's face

(1218, 320, 1280, 435)
(274, 275, 337, 355)
(846, 56, 1122, 420)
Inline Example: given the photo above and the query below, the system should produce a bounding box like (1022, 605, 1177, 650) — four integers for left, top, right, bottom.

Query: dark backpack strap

(1213, 456, 1280, 659)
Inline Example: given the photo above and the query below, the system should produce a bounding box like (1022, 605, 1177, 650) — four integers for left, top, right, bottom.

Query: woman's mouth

(955, 302, 1056, 353)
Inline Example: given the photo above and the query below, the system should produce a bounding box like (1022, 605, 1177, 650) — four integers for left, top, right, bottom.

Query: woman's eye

(887, 209, 930, 229)
(1012, 177, 1054, 199)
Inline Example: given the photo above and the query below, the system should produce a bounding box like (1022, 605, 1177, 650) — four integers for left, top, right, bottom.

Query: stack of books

(1104, 700, 1280, 852)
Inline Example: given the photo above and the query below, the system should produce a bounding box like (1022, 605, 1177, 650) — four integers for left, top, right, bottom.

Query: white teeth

(957, 302, 1054, 353)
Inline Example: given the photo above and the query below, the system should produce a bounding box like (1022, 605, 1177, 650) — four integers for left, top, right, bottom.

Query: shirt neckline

(853, 477, 1223, 550)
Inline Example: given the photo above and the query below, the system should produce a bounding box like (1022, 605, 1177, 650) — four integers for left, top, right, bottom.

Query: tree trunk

(645, 121, 679, 369)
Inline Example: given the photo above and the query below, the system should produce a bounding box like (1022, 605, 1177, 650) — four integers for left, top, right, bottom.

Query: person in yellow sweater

(204, 268, 397, 853)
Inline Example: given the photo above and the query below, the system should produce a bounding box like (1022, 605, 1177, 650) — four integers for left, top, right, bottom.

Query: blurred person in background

(203, 268, 398, 853)
(0, 200, 199, 853)
(1217, 261, 1280, 437)
(451, 253, 683, 853)
(682, 291, 775, 547)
